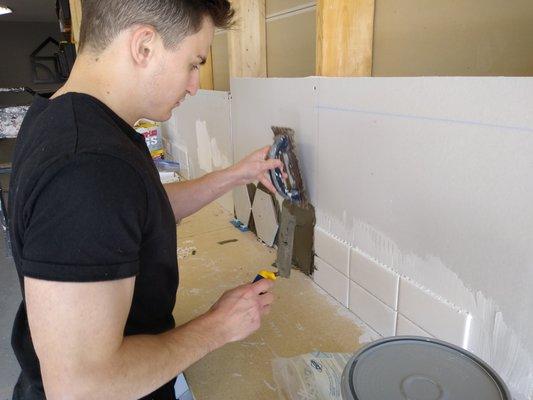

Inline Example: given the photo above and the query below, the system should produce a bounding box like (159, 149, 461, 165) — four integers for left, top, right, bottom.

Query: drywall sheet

(316, 77, 533, 398)
(161, 90, 233, 213)
(230, 78, 319, 204)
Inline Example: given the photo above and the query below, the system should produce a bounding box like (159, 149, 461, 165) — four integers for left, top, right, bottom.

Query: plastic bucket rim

(341, 335, 512, 400)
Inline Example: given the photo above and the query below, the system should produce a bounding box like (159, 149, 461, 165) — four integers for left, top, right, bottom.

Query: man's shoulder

(11, 94, 154, 215)
(19, 93, 144, 169)
(17, 93, 112, 155)
(26, 93, 133, 144)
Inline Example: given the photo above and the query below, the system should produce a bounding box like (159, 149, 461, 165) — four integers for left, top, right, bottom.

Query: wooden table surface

(173, 203, 367, 399)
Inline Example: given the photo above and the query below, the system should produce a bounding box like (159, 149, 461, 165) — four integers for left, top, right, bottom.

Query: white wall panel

(219, 77, 533, 398)
(161, 90, 234, 213)
(230, 78, 319, 203)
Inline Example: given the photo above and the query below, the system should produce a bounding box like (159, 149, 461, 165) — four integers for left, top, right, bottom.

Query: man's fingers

(262, 158, 283, 172)
(258, 292, 274, 307)
(259, 174, 278, 194)
(257, 146, 270, 159)
(251, 278, 274, 295)
(258, 158, 286, 194)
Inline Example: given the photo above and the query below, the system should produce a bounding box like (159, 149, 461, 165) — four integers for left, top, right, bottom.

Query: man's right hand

(24, 276, 275, 400)
(205, 278, 275, 344)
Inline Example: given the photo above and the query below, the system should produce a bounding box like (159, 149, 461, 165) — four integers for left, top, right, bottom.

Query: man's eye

(191, 64, 200, 71)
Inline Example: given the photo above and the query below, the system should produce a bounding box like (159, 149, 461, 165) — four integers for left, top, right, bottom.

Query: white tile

(398, 278, 470, 347)
(172, 143, 190, 179)
(349, 249, 399, 310)
(349, 281, 397, 337)
(251, 188, 278, 246)
(314, 227, 350, 277)
(396, 314, 433, 337)
(233, 185, 252, 226)
(313, 257, 349, 307)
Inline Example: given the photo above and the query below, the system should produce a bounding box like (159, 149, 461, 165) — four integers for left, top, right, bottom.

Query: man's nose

(186, 72, 200, 96)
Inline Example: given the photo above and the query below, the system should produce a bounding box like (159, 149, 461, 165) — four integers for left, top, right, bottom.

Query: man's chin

(144, 110, 173, 123)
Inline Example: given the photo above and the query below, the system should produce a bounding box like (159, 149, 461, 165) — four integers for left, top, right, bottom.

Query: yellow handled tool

(252, 269, 278, 283)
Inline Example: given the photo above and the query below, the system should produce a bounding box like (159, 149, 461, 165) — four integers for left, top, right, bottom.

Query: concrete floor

(0, 236, 21, 400)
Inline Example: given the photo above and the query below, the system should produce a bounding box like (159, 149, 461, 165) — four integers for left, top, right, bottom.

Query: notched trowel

(268, 127, 308, 208)
(267, 127, 315, 279)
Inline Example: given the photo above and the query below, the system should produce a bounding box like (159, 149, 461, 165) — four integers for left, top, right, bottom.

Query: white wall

(230, 77, 532, 400)
(163, 77, 532, 399)
(161, 90, 234, 213)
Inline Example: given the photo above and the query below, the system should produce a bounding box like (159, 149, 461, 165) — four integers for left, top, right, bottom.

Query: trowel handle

(267, 135, 291, 200)
(252, 269, 278, 283)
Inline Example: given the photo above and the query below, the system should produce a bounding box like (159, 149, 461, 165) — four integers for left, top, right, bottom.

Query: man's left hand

(229, 146, 284, 194)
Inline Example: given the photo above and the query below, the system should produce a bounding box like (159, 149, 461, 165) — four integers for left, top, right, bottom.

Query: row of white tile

(313, 227, 471, 348)
(233, 185, 279, 246)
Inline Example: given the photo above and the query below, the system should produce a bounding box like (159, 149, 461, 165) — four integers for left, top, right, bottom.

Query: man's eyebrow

(198, 56, 207, 65)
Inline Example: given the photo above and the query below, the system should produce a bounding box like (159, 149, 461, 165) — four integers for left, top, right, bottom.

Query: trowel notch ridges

(315, 224, 469, 316)
(315, 224, 471, 347)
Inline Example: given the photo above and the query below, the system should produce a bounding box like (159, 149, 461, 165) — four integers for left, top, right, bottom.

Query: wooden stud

(316, 0, 375, 76)
(227, 0, 267, 78)
(200, 47, 215, 90)
(69, 0, 83, 50)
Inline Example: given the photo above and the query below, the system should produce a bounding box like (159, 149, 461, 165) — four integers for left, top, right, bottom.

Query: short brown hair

(79, 0, 234, 53)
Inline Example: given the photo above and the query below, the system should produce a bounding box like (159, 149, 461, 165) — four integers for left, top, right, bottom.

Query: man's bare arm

(25, 276, 274, 400)
(164, 146, 283, 221)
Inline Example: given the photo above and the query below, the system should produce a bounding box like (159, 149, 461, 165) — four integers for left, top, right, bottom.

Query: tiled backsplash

(313, 257, 349, 307)
(349, 280, 397, 336)
(314, 227, 350, 277)
(396, 314, 432, 337)
(313, 226, 471, 348)
(398, 278, 471, 347)
(350, 248, 399, 310)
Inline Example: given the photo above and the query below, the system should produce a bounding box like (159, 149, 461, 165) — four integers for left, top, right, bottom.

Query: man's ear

(130, 25, 158, 67)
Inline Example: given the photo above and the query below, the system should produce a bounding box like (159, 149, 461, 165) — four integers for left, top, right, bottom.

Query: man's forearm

(44, 313, 222, 400)
(164, 167, 239, 221)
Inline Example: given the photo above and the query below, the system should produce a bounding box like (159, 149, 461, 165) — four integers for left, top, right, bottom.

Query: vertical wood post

(316, 0, 375, 76)
(69, 0, 82, 50)
(227, 0, 267, 78)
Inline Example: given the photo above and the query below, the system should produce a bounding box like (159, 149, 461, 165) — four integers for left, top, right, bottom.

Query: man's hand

(229, 146, 284, 194)
(205, 278, 275, 344)
(164, 145, 285, 221)
(24, 275, 275, 400)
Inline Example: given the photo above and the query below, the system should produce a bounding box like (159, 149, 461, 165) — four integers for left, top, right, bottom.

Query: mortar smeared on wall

(316, 210, 532, 400)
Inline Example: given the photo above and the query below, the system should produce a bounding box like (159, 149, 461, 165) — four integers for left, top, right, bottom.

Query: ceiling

(0, 0, 57, 22)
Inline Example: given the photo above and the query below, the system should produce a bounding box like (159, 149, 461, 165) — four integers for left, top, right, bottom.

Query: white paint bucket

(341, 336, 511, 400)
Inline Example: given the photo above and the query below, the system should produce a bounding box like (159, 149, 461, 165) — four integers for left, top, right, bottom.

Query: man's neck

(52, 52, 140, 126)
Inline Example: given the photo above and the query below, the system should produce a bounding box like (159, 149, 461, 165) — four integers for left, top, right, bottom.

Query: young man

(8, 1, 282, 399)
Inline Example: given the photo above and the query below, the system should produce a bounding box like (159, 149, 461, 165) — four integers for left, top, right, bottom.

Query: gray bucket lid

(341, 336, 511, 400)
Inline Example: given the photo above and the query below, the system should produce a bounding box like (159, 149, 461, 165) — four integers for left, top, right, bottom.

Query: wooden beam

(200, 47, 214, 90)
(316, 0, 375, 76)
(69, 0, 82, 50)
(227, 0, 267, 78)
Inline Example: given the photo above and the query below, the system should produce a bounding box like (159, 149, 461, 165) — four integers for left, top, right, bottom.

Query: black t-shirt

(8, 93, 179, 399)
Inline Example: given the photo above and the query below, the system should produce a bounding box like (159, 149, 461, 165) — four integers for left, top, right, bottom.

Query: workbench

(173, 203, 367, 399)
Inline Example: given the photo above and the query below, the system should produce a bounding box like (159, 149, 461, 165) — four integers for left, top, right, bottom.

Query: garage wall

(211, 0, 533, 86)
